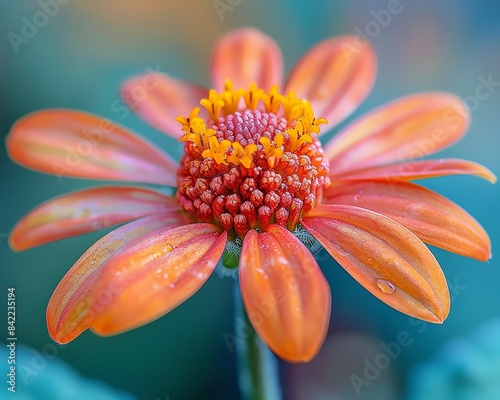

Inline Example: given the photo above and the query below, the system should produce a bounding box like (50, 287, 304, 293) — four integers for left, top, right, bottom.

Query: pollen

(176, 80, 330, 237)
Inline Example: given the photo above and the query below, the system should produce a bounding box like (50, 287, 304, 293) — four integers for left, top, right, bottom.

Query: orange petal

(331, 158, 497, 183)
(239, 225, 331, 363)
(325, 93, 470, 173)
(6, 109, 178, 185)
(285, 35, 376, 132)
(90, 223, 226, 335)
(47, 211, 190, 344)
(121, 73, 208, 139)
(302, 204, 450, 323)
(10, 186, 179, 251)
(324, 180, 492, 261)
(211, 28, 283, 91)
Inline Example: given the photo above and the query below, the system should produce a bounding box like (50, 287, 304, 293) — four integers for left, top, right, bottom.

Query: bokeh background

(1, 1, 499, 399)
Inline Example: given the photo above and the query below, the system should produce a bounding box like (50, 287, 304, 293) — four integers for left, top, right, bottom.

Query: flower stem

(234, 280, 282, 400)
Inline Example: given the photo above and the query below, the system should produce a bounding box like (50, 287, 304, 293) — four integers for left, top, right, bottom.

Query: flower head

(6, 28, 495, 363)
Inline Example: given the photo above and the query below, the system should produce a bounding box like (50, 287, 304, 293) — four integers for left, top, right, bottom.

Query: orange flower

(6, 28, 495, 363)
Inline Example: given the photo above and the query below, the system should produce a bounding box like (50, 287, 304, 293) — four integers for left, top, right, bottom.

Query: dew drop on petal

(165, 244, 174, 252)
(376, 279, 395, 294)
(91, 259, 97, 266)
(156, 268, 162, 274)
(195, 272, 206, 280)
(153, 250, 164, 259)
(169, 283, 175, 289)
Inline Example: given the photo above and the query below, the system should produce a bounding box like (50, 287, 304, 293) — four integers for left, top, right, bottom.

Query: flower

(6, 28, 495, 363)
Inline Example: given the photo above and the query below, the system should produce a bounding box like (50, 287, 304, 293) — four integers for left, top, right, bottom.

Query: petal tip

(8, 233, 24, 252)
(487, 171, 498, 184)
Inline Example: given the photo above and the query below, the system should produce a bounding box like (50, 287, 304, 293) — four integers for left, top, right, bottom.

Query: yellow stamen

(200, 89, 225, 121)
(286, 121, 313, 152)
(260, 134, 284, 169)
(202, 136, 231, 164)
(227, 142, 258, 168)
(262, 85, 281, 114)
(243, 83, 264, 110)
(175, 107, 200, 131)
(221, 80, 245, 115)
(179, 117, 216, 149)
(279, 91, 304, 121)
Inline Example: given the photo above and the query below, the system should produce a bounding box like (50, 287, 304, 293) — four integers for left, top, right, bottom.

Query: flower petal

(331, 158, 497, 183)
(47, 211, 190, 344)
(121, 73, 208, 139)
(239, 225, 331, 363)
(302, 204, 450, 323)
(211, 28, 284, 91)
(6, 109, 178, 185)
(325, 93, 469, 173)
(10, 186, 179, 251)
(324, 180, 492, 261)
(285, 35, 376, 132)
(90, 223, 226, 335)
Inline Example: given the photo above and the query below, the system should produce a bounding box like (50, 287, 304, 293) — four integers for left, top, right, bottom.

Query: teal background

(1, 1, 499, 399)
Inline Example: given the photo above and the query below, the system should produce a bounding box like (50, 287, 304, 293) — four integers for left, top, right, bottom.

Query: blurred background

(1, 1, 499, 399)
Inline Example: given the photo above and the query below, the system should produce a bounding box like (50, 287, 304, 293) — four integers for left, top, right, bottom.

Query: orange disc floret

(176, 81, 330, 237)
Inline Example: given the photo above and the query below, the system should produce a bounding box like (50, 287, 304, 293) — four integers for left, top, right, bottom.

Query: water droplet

(376, 279, 395, 294)
(169, 283, 175, 289)
(195, 272, 207, 280)
(163, 273, 169, 279)
(153, 250, 164, 259)
(156, 268, 162, 274)
(90, 259, 97, 266)
(354, 194, 361, 201)
(165, 244, 174, 252)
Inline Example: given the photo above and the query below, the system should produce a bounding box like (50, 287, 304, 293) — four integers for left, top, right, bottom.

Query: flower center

(175, 80, 330, 238)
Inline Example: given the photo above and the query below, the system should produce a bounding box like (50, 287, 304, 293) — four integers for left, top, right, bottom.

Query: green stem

(234, 280, 282, 400)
